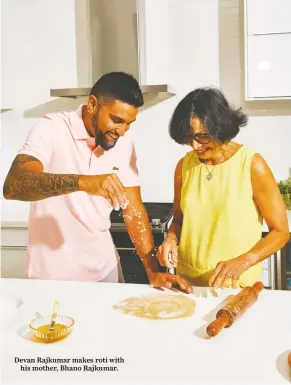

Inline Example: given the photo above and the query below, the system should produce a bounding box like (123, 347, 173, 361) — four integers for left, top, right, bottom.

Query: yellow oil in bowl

(29, 315, 74, 343)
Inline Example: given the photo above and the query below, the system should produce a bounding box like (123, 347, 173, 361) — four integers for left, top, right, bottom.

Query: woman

(157, 87, 289, 288)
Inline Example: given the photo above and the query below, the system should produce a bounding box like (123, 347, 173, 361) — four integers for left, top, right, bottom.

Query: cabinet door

(247, 34, 291, 99)
(1, 247, 26, 278)
(247, 0, 291, 35)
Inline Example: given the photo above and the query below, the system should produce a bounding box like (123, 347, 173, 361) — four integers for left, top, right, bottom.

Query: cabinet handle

(1, 245, 26, 250)
(252, 32, 291, 36)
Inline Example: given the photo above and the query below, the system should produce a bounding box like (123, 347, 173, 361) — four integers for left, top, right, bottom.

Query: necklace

(204, 151, 225, 181)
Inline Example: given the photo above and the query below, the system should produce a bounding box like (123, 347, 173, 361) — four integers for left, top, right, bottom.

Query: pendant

(206, 173, 213, 181)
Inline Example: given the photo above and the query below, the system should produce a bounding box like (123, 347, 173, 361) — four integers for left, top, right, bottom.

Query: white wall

(1, 0, 290, 223)
(0, 0, 91, 222)
(132, 0, 220, 202)
(218, 0, 291, 181)
(132, 0, 291, 201)
(1, 0, 77, 109)
(236, 116, 291, 181)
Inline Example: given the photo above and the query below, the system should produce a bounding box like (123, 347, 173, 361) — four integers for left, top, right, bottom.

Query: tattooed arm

(3, 155, 81, 201)
(3, 154, 128, 206)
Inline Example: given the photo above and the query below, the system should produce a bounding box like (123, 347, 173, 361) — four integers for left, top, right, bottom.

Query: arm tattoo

(3, 155, 81, 201)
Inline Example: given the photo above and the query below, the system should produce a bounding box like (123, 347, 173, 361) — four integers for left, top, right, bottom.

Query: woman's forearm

(242, 229, 290, 266)
(166, 221, 183, 243)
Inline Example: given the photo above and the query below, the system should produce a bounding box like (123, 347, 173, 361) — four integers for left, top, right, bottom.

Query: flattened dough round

(113, 294, 195, 320)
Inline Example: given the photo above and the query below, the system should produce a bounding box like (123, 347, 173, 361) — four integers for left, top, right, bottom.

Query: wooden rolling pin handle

(253, 281, 264, 293)
(288, 352, 291, 368)
(206, 314, 230, 337)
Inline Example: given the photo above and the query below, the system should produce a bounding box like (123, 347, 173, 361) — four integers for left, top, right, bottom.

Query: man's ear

(88, 95, 98, 113)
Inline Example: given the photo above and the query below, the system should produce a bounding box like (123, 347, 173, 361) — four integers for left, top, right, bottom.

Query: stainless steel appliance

(50, 0, 176, 109)
(110, 202, 173, 284)
(275, 237, 291, 290)
(262, 232, 291, 290)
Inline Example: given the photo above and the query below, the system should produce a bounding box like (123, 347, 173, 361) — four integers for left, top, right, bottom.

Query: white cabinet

(247, 34, 291, 99)
(244, 0, 291, 100)
(1, 226, 28, 279)
(1, 247, 26, 278)
(247, 0, 291, 35)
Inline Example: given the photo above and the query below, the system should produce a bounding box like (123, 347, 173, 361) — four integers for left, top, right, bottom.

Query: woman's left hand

(208, 255, 255, 288)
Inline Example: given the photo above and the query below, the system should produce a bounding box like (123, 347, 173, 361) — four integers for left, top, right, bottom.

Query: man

(3, 72, 191, 292)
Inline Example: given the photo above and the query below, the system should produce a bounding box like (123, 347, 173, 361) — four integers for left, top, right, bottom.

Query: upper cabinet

(247, 34, 291, 98)
(244, 0, 291, 100)
(247, 0, 291, 35)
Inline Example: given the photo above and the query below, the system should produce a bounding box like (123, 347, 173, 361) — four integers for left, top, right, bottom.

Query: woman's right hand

(156, 234, 178, 268)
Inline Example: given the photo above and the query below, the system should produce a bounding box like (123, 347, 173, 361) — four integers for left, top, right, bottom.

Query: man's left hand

(208, 255, 255, 288)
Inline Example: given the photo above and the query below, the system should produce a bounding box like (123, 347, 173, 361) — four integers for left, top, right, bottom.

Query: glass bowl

(29, 315, 74, 343)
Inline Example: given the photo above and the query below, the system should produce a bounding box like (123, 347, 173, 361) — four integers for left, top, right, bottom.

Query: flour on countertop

(113, 294, 196, 320)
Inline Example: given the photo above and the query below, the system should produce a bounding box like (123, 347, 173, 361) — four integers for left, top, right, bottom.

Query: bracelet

(167, 233, 179, 244)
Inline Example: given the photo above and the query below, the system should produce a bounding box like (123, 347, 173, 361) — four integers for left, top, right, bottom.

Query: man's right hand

(148, 271, 192, 294)
(148, 243, 192, 294)
(78, 174, 128, 210)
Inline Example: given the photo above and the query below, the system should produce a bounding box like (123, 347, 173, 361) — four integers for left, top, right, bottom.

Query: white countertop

(1, 279, 290, 385)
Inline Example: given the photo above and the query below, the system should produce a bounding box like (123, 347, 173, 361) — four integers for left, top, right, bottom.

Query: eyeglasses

(185, 133, 211, 145)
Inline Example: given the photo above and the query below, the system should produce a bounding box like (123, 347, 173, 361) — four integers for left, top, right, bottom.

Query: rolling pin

(288, 352, 291, 368)
(206, 281, 264, 337)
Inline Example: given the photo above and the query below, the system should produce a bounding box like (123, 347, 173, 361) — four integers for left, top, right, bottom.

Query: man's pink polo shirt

(18, 105, 140, 281)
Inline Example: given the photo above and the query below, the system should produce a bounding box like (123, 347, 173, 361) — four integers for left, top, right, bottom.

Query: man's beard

(95, 132, 117, 151)
(92, 113, 117, 151)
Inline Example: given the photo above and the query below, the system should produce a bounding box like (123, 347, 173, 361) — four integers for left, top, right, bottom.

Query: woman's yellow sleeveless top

(178, 145, 263, 287)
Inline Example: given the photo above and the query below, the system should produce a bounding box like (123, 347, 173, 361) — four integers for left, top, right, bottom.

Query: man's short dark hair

(169, 87, 248, 144)
(90, 72, 144, 108)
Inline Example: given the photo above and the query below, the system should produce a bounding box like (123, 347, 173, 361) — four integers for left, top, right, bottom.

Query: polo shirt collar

(69, 105, 92, 140)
